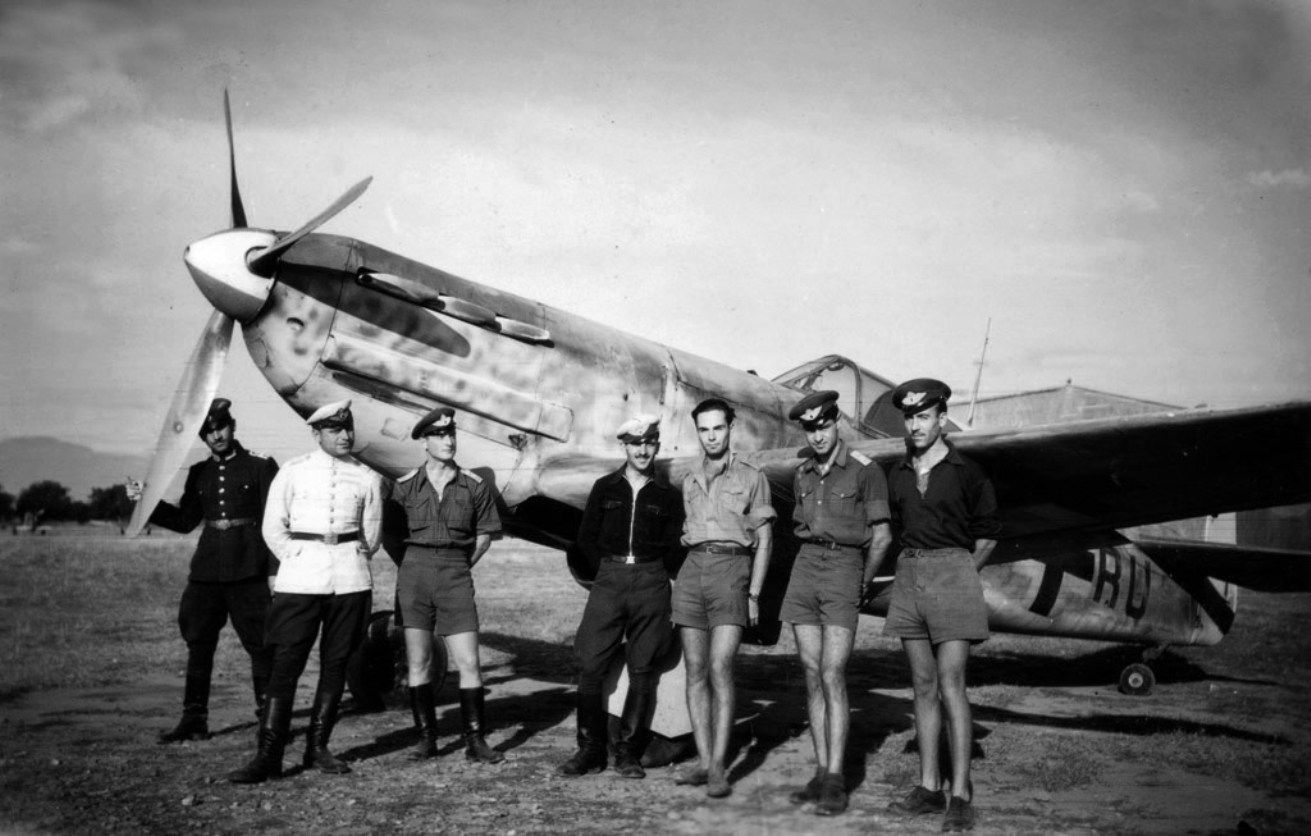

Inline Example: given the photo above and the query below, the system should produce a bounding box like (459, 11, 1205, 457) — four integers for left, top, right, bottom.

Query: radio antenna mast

(966, 317, 992, 428)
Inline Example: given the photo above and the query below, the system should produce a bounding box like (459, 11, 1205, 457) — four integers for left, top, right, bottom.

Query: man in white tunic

(228, 400, 383, 784)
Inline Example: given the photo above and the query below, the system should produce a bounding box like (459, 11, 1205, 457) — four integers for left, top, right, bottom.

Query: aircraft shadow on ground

(964, 646, 1279, 690)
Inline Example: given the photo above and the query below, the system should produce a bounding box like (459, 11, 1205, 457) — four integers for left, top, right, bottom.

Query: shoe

(814, 773, 848, 816)
(407, 683, 438, 760)
(227, 697, 290, 784)
(888, 784, 946, 815)
(459, 687, 505, 764)
(674, 766, 708, 786)
(788, 768, 826, 805)
(157, 713, 211, 744)
(557, 692, 607, 776)
(942, 796, 975, 831)
(303, 690, 351, 774)
(705, 771, 731, 799)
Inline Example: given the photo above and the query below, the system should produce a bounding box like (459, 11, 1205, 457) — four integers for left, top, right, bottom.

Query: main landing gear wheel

(1118, 662, 1155, 696)
(347, 610, 449, 709)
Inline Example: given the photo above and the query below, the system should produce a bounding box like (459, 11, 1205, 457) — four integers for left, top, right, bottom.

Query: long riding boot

(227, 697, 291, 783)
(459, 687, 504, 764)
(557, 691, 608, 776)
(159, 651, 213, 743)
(408, 683, 439, 760)
(303, 690, 351, 774)
(613, 689, 652, 779)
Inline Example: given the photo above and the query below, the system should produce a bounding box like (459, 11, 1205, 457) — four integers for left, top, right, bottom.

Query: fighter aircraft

(130, 95, 1311, 720)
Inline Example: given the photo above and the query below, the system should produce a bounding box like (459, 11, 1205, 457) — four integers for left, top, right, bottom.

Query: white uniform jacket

(261, 449, 383, 595)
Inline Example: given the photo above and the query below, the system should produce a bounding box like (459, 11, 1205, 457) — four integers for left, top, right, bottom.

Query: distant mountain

(0, 437, 151, 502)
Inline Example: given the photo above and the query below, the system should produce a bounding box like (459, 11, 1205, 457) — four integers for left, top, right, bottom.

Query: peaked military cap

(412, 406, 456, 439)
(891, 378, 952, 415)
(787, 390, 840, 429)
(198, 397, 234, 438)
(307, 399, 353, 430)
(616, 413, 660, 443)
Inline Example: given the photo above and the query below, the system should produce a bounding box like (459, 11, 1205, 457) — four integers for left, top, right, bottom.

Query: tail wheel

(1118, 662, 1155, 696)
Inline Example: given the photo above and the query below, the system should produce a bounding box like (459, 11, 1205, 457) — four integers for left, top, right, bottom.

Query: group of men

(144, 397, 507, 786)
(146, 375, 996, 832)
(557, 379, 997, 832)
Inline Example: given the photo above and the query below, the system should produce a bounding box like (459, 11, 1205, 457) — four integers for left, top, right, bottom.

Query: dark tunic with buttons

(149, 441, 279, 582)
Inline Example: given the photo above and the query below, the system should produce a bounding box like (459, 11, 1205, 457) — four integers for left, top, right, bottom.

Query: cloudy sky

(2, 0, 1308, 461)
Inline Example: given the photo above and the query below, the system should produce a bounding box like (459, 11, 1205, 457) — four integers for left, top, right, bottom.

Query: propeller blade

(247, 176, 372, 276)
(125, 310, 234, 537)
(223, 89, 248, 229)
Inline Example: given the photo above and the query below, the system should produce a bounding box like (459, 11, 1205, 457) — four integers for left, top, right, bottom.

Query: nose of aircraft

(184, 229, 278, 323)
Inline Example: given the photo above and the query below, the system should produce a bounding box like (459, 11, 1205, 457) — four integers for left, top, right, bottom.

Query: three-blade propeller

(126, 91, 370, 536)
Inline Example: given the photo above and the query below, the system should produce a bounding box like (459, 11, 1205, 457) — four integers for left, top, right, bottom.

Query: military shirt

(793, 440, 890, 547)
(887, 440, 1000, 551)
(681, 452, 776, 548)
(384, 464, 501, 561)
(149, 441, 279, 583)
(262, 449, 383, 594)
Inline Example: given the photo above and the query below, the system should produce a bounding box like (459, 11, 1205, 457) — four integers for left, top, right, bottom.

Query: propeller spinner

(126, 92, 370, 536)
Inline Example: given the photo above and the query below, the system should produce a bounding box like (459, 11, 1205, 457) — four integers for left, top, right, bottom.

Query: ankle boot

(459, 687, 504, 764)
(227, 697, 290, 783)
(613, 690, 652, 779)
(303, 690, 351, 774)
(408, 683, 439, 760)
(159, 658, 212, 743)
(557, 691, 608, 776)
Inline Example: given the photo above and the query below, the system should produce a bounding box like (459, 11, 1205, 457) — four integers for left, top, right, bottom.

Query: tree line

(1, 481, 135, 528)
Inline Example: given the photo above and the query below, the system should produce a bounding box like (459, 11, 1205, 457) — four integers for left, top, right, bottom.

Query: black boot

(303, 690, 351, 774)
(158, 657, 212, 743)
(408, 683, 439, 760)
(613, 690, 652, 779)
(227, 697, 290, 783)
(459, 687, 504, 764)
(557, 691, 608, 776)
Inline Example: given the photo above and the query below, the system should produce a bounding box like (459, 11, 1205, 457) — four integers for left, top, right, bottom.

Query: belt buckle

(623, 554, 637, 565)
(323, 532, 339, 546)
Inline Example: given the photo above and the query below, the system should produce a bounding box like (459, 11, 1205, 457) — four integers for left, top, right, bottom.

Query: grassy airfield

(2, 530, 1310, 834)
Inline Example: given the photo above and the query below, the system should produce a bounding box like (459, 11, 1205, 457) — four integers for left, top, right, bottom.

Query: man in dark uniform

(139, 398, 278, 743)
(385, 406, 504, 765)
(228, 399, 383, 783)
(558, 414, 684, 779)
(673, 397, 775, 799)
(780, 391, 891, 816)
(877, 379, 999, 832)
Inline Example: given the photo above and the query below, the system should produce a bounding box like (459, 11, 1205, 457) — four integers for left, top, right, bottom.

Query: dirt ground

(3, 533, 1311, 834)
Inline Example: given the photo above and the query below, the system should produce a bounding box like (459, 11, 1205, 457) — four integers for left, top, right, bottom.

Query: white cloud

(1246, 168, 1311, 189)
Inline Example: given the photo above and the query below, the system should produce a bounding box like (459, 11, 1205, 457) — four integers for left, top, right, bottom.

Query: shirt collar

(803, 439, 848, 473)
(607, 464, 671, 491)
(899, 437, 963, 470)
(694, 451, 735, 490)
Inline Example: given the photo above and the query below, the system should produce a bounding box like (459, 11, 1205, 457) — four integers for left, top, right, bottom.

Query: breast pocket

(721, 486, 749, 516)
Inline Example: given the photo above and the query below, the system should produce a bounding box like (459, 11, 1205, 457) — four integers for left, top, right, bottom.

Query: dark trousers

(574, 560, 671, 695)
(265, 590, 371, 704)
(178, 578, 273, 710)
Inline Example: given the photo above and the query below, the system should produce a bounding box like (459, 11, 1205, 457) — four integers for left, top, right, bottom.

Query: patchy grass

(1011, 733, 1103, 792)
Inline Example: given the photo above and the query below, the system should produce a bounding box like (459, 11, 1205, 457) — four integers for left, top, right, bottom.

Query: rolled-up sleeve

(861, 464, 891, 526)
(473, 481, 502, 536)
(967, 468, 1001, 540)
(745, 469, 777, 530)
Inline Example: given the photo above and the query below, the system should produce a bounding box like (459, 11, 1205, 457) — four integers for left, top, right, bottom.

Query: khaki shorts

(779, 543, 863, 632)
(882, 548, 989, 644)
(396, 547, 479, 636)
(672, 549, 749, 630)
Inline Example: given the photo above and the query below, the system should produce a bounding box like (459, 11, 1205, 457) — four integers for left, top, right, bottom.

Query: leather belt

(692, 542, 753, 557)
(290, 531, 361, 545)
(606, 553, 662, 565)
(206, 517, 256, 530)
(804, 539, 860, 552)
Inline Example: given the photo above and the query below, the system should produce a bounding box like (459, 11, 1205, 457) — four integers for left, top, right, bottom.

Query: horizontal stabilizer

(1137, 539, 1311, 592)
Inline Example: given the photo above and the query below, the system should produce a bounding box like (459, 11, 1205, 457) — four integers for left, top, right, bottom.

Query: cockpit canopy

(772, 354, 962, 438)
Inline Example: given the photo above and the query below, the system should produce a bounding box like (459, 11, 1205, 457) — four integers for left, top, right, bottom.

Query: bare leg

(707, 624, 743, 778)
(935, 640, 972, 799)
(902, 637, 942, 790)
(819, 624, 854, 775)
(404, 627, 434, 686)
(681, 626, 712, 772)
(443, 630, 483, 689)
(793, 623, 828, 769)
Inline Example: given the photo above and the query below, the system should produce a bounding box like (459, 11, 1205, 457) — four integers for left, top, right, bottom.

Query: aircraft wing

(1135, 539, 1311, 592)
(749, 401, 1311, 541)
